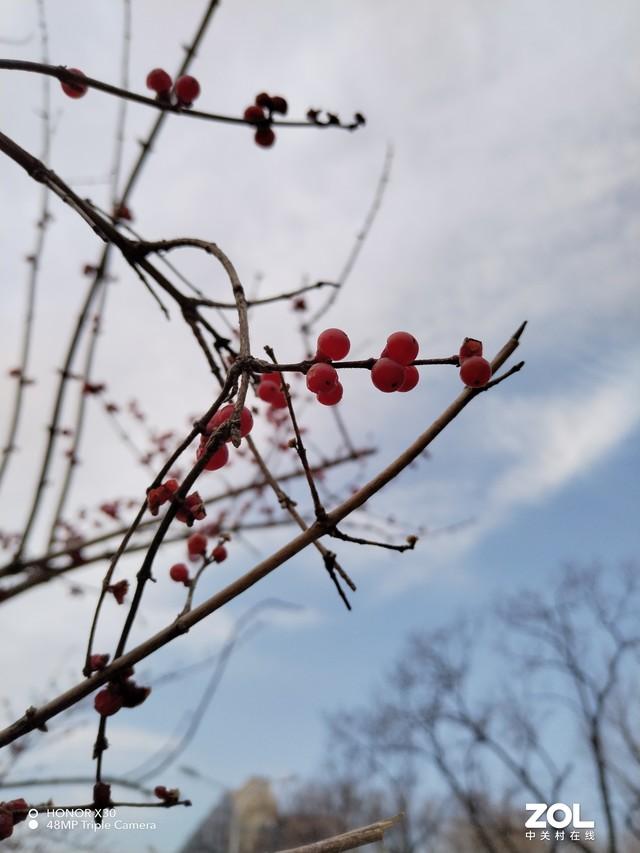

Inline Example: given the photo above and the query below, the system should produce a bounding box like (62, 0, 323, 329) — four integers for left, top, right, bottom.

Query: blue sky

(0, 0, 639, 850)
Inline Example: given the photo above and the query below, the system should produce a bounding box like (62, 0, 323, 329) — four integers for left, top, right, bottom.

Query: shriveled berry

(119, 681, 151, 708)
(255, 92, 272, 109)
(107, 580, 129, 605)
(317, 382, 343, 406)
(258, 380, 278, 403)
(459, 337, 483, 362)
(170, 563, 190, 584)
(174, 75, 200, 106)
(176, 492, 206, 524)
(306, 363, 338, 393)
(212, 544, 227, 563)
(208, 404, 253, 438)
(146, 68, 172, 95)
(398, 365, 420, 392)
(94, 687, 123, 717)
(317, 328, 350, 361)
(61, 68, 88, 98)
(255, 126, 276, 148)
(459, 356, 492, 388)
(270, 95, 288, 115)
(187, 532, 207, 559)
(385, 332, 419, 365)
(244, 105, 265, 123)
(371, 358, 405, 392)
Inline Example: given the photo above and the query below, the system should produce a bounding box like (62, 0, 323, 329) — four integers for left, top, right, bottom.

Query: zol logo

(525, 803, 595, 830)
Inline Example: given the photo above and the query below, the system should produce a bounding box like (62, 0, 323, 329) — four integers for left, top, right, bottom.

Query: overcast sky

(1, 1, 639, 850)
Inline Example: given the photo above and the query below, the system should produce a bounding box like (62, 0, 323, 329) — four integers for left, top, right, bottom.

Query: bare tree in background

(326, 563, 640, 853)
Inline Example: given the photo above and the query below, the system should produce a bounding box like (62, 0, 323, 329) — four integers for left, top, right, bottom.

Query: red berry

(0, 809, 13, 841)
(170, 563, 190, 584)
(262, 372, 281, 384)
(270, 391, 288, 409)
(176, 492, 206, 524)
(270, 95, 288, 115)
(371, 358, 405, 392)
(61, 68, 88, 99)
(146, 68, 172, 95)
(208, 404, 253, 438)
(197, 441, 229, 471)
(317, 382, 344, 406)
(385, 332, 419, 365)
(244, 105, 265, 123)
(88, 653, 110, 672)
(255, 126, 276, 148)
(5, 799, 28, 825)
(459, 356, 492, 388)
(459, 338, 483, 362)
(398, 365, 420, 392)
(317, 328, 350, 361)
(255, 92, 273, 109)
(187, 532, 208, 559)
(212, 544, 227, 563)
(154, 786, 168, 799)
(174, 75, 200, 106)
(94, 687, 123, 717)
(306, 363, 338, 393)
(258, 380, 278, 403)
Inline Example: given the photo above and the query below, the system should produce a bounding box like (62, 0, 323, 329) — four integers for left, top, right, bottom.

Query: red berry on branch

(5, 799, 28, 825)
(176, 492, 206, 524)
(197, 441, 230, 471)
(385, 331, 419, 365)
(119, 680, 151, 708)
(255, 92, 273, 109)
(398, 365, 420, 392)
(170, 563, 190, 584)
(261, 372, 281, 384)
(459, 356, 492, 388)
(174, 75, 200, 106)
(187, 532, 208, 559)
(258, 380, 278, 403)
(244, 105, 265, 123)
(207, 404, 253, 438)
(88, 653, 110, 672)
(270, 95, 288, 115)
(94, 687, 123, 717)
(146, 68, 172, 95)
(154, 786, 168, 799)
(270, 391, 288, 409)
(459, 337, 483, 362)
(61, 68, 88, 98)
(255, 126, 276, 148)
(317, 382, 344, 406)
(212, 544, 227, 563)
(317, 328, 350, 361)
(371, 358, 405, 392)
(306, 363, 338, 393)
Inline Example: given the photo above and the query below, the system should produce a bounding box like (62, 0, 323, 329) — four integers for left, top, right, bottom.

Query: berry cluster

(0, 799, 28, 841)
(458, 338, 492, 388)
(146, 68, 200, 106)
(372, 331, 421, 393)
(94, 667, 151, 717)
(243, 92, 288, 148)
(169, 529, 228, 587)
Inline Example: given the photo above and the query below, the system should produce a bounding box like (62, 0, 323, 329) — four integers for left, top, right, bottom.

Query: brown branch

(275, 813, 403, 853)
(0, 320, 525, 748)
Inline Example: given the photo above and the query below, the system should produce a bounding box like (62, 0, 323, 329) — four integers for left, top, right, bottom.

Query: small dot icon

(27, 808, 39, 830)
